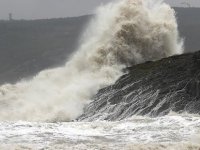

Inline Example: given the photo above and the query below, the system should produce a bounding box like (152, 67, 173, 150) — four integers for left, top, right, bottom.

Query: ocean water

(0, 113, 200, 149)
(0, 0, 197, 149)
(0, 0, 183, 122)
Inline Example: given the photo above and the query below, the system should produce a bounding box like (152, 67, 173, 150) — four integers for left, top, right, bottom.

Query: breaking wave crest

(0, 0, 183, 121)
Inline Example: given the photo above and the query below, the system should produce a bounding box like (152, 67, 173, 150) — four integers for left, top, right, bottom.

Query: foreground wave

(0, 114, 200, 149)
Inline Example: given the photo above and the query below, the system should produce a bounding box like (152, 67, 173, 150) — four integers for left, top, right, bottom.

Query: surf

(0, 0, 183, 122)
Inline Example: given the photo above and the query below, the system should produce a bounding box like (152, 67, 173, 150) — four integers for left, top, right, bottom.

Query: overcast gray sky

(0, 0, 199, 20)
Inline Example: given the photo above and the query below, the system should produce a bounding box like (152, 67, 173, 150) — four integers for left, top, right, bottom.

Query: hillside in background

(0, 15, 91, 84)
(0, 8, 200, 84)
(175, 7, 200, 52)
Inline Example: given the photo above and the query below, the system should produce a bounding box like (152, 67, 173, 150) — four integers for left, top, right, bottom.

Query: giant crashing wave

(0, 0, 183, 122)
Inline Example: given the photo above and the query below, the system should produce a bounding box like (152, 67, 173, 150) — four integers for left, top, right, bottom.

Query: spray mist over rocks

(0, 0, 183, 122)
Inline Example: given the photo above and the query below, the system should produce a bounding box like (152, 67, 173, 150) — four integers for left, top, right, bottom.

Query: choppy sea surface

(0, 113, 200, 150)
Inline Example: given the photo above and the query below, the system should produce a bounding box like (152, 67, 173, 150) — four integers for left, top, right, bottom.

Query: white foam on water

(0, 114, 199, 149)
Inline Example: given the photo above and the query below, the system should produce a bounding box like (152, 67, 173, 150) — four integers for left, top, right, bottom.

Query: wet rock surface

(79, 51, 200, 121)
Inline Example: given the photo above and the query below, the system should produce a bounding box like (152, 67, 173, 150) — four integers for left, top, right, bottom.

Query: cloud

(0, 0, 112, 20)
(0, 0, 200, 20)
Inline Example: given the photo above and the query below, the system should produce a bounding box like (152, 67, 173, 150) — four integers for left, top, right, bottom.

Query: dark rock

(78, 51, 200, 121)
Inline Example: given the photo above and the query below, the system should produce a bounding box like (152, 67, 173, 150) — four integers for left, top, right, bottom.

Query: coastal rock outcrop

(79, 51, 200, 121)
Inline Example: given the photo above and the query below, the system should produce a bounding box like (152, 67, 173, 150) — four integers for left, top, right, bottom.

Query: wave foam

(0, 0, 183, 121)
